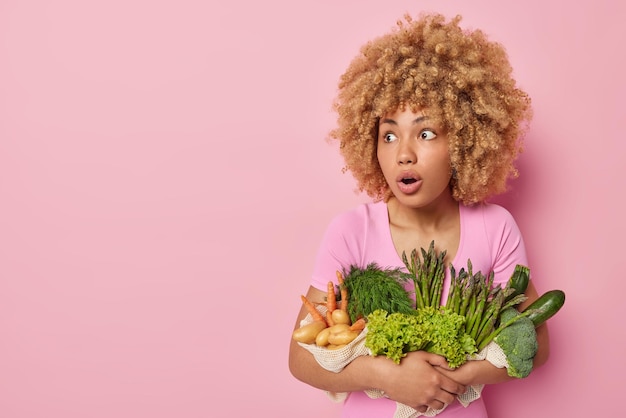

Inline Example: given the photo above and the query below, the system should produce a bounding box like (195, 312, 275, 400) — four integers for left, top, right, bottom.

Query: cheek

(422, 150, 452, 180)
(432, 148, 451, 169)
(376, 149, 394, 177)
(375, 144, 386, 167)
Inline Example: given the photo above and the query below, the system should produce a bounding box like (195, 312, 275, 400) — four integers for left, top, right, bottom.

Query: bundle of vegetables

(292, 272, 367, 350)
(344, 241, 565, 378)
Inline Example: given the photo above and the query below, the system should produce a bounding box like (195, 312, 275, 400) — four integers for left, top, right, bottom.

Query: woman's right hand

(374, 350, 467, 412)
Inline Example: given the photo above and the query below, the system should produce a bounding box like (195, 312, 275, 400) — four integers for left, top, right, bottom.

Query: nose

(397, 140, 417, 165)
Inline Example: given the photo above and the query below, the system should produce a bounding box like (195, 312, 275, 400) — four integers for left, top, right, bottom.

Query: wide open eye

(420, 130, 437, 141)
(383, 132, 398, 143)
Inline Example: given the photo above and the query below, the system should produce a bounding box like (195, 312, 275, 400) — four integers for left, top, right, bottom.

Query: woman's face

(377, 107, 453, 209)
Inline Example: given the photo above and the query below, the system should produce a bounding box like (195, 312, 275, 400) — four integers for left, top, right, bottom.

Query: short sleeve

(481, 204, 529, 286)
(309, 208, 367, 291)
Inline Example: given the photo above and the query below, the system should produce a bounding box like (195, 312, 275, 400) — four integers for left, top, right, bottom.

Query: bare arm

(288, 286, 467, 412)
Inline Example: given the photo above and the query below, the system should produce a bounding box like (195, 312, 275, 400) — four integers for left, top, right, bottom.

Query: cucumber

(505, 264, 530, 302)
(523, 289, 566, 327)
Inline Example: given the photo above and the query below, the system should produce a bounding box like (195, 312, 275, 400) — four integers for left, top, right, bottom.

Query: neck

(387, 194, 459, 231)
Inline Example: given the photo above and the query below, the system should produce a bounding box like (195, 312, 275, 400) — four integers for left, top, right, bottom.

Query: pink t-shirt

(310, 201, 529, 418)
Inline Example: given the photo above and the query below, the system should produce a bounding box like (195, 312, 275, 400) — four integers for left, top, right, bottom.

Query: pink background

(0, 0, 623, 417)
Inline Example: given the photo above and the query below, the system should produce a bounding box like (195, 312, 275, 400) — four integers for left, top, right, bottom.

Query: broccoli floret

(494, 307, 538, 378)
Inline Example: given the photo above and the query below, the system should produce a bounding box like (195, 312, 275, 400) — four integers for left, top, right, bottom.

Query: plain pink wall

(1, 0, 623, 417)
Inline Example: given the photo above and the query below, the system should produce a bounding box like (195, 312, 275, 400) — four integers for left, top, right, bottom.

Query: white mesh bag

(297, 306, 508, 418)
(296, 306, 370, 373)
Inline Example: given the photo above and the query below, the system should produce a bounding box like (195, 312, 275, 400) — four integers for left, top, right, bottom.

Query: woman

(289, 13, 549, 418)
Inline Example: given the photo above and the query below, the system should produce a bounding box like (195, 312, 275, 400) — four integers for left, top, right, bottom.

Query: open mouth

(396, 172, 421, 194)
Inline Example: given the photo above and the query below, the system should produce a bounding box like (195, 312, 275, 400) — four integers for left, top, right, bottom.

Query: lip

(395, 171, 422, 194)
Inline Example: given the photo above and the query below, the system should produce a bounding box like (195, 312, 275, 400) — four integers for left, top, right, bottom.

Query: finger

(442, 380, 466, 396)
(426, 399, 447, 412)
(423, 352, 451, 369)
(433, 367, 467, 395)
(437, 388, 458, 406)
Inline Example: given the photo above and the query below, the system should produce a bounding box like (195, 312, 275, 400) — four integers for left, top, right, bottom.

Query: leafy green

(418, 306, 478, 368)
(365, 307, 477, 368)
(365, 309, 428, 364)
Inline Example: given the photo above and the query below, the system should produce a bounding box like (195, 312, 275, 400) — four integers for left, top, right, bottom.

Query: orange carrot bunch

(291, 271, 366, 349)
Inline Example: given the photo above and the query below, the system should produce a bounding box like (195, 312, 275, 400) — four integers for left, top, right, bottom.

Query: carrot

(301, 295, 326, 324)
(349, 317, 366, 331)
(326, 310, 335, 327)
(327, 281, 337, 313)
(336, 270, 348, 311)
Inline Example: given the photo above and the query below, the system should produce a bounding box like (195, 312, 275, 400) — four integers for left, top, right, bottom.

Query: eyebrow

(380, 116, 430, 125)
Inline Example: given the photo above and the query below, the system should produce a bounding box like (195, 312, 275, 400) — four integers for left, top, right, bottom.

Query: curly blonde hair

(329, 13, 532, 205)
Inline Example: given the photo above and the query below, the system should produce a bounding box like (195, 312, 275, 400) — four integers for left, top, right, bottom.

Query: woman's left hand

(436, 359, 510, 387)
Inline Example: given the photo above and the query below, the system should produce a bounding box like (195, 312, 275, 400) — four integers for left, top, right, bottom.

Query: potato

(331, 309, 351, 325)
(328, 323, 350, 333)
(327, 322, 360, 345)
(292, 321, 327, 344)
(328, 329, 359, 345)
(315, 327, 332, 346)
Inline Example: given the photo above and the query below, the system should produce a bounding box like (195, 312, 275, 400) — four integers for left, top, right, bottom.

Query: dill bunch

(342, 263, 415, 323)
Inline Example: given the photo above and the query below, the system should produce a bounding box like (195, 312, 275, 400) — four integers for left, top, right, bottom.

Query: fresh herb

(341, 263, 414, 323)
